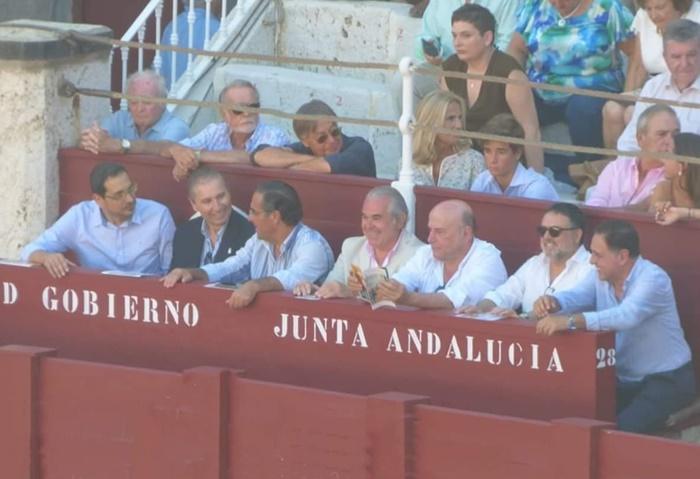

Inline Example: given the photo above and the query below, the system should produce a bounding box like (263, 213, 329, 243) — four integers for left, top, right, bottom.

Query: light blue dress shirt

(20, 199, 175, 275)
(180, 121, 290, 152)
(159, 8, 221, 89)
(202, 223, 334, 290)
(415, 0, 521, 61)
(555, 258, 692, 382)
(100, 109, 189, 142)
(470, 163, 559, 201)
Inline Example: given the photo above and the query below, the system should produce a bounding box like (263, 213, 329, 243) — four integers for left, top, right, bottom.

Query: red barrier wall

(0, 264, 616, 421)
(57, 149, 700, 384)
(1, 346, 698, 479)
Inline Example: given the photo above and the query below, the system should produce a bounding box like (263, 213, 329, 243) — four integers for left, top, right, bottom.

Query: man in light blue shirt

(533, 220, 695, 433)
(21, 163, 175, 278)
(166, 79, 290, 181)
(162, 180, 334, 309)
(80, 70, 189, 153)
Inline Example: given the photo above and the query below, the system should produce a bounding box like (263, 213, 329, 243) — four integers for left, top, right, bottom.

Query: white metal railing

(393, 56, 416, 235)
(117, 0, 259, 110)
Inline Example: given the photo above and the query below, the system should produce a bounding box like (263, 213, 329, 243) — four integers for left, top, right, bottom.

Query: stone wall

(0, 20, 111, 259)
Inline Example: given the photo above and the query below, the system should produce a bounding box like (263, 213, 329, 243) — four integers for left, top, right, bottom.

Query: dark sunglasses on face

(230, 102, 261, 115)
(316, 126, 342, 144)
(536, 225, 579, 238)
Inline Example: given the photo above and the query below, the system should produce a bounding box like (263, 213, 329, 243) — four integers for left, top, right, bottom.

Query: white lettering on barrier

(2, 282, 18, 304)
(38, 286, 199, 328)
(274, 313, 566, 373)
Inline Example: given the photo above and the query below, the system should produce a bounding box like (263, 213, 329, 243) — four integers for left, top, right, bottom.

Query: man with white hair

(80, 69, 189, 153)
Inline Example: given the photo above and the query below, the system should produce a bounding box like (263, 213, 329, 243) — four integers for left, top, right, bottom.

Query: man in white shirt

(376, 200, 507, 309)
(533, 220, 695, 433)
(460, 203, 592, 318)
(293, 186, 424, 299)
(617, 19, 700, 153)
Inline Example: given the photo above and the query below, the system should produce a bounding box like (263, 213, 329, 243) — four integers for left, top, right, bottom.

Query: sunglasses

(536, 225, 578, 238)
(229, 102, 260, 116)
(316, 127, 342, 144)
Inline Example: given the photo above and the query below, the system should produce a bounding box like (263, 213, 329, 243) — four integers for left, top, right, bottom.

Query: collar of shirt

(508, 163, 532, 188)
(661, 72, 700, 93)
(89, 200, 140, 228)
(606, 256, 644, 301)
(364, 230, 404, 269)
(261, 222, 302, 259)
(440, 237, 481, 288)
(200, 210, 231, 254)
(126, 110, 171, 140)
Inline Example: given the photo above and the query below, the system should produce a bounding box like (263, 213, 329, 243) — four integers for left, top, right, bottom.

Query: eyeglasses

(229, 102, 260, 116)
(316, 127, 342, 144)
(104, 183, 138, 201)
(536, 225, 578, 238)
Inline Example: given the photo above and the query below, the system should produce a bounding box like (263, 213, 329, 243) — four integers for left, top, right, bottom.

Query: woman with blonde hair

(412, 89, 485, 190)
(652, 132, 700, 224)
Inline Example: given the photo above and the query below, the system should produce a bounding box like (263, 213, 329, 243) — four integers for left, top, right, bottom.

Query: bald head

(432, 200, 474, 228)
(427, 200, 474, 263)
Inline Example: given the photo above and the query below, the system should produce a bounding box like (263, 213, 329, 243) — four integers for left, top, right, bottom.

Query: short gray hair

(218, 79, 260, 103)
(663, 18, 700, 46)
(636, 104, 678, 135)
(126, 69, 168, 98)
(365, 186, 408, 225)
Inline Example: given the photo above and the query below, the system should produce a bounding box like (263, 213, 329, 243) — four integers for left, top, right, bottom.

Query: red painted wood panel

(0, 264, 616, 421)
(597, 429, 700, 478)
(56, 149, 700, 386)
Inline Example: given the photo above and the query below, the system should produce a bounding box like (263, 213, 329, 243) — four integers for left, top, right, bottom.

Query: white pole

(119, 46, 130, 111)
(186, 0, 196, 81)
(169, 0, 179, 90)
(153, 0, 164, 74)
(392, 57, 417, 235)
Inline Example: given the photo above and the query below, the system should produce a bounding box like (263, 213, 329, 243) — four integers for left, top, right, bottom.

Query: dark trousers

(535, 93, 607, 185)
(616, 362, 697, 434)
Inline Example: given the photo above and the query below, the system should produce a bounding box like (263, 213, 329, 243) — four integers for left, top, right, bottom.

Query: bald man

(376, 200, 507, 309)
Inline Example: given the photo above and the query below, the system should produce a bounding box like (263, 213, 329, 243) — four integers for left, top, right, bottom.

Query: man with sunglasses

(458, 203, 592, 319)
(20, 163, 175, 278)
(533, 220, 695, 433)
(91, 80, 290, 182)
(252, 100, 376, 177)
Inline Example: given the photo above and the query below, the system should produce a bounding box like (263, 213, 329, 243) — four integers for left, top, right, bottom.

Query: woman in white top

(470, 114, 559, 201)
(412, 90, 485, 190)
(602, 0, 700, 149)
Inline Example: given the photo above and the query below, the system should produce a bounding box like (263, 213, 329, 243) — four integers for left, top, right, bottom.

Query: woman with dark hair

(442, 3, 544, 172)
(652, 132, 700, 224)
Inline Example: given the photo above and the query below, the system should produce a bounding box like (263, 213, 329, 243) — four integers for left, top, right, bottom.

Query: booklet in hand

(350, 264, 396, 310)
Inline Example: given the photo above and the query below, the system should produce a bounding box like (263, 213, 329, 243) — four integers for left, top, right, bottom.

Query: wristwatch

(567, 315, 577, 331)
(121, 138, 131, 154)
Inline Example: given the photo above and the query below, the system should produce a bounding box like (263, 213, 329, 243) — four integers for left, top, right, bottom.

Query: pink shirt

(586, 156, 665, 208)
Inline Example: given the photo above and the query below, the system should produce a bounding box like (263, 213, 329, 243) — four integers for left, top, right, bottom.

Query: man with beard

(458, 203, 592, 318)
(533, 220, 695, 433)
(20, 163, 175, 278)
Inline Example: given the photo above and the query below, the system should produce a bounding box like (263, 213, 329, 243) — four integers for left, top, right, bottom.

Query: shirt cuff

(582, 312, 600, 331)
